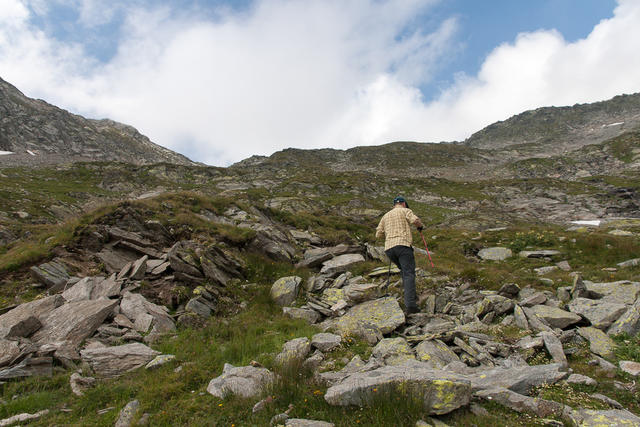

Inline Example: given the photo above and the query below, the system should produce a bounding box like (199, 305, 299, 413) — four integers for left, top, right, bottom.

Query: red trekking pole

(418, 230, 435, 268)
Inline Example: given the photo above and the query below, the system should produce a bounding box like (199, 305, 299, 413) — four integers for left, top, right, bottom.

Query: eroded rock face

(80, 343, 160, 378)
(608, 299, 640, 336)
(207, 363, 275, 399)
(324, 361, 472, 415)
(333, 297, 405, 336)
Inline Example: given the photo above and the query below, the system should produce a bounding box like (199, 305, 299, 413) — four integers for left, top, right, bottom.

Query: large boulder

(283, 307, 321, 324)
(333, 297, 405, 336)
(320, 254, 365, 276)
(567, 298, 627, 330)
(343, 283, 379, 305)
(607, 298, 640, 337)
(0, 295, 64, 338)
(207, 363, 275, 399)
(31, 299, 117, 348)
(527, 305, 582, 329)
(80, 343, 160, 378)
(577, 327, 617, 359)
(270, 276, 302, 306)
(311, 333, 342, 352)
(324, 361, 471, 415)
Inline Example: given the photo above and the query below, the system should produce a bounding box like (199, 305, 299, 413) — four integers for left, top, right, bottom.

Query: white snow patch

(602, 122, 624, 127)
(571, 220, 601, 226)
(26, 150, 36, 156)
(0, 151, 14, 156)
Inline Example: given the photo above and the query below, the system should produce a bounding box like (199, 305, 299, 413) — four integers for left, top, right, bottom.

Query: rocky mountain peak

(0, 77, 195, 167)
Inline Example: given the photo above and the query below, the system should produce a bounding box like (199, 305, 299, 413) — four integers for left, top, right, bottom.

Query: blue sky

(0, 0, 638, 165)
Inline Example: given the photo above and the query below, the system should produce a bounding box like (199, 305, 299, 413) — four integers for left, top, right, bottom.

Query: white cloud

(1, 0, 640, 165)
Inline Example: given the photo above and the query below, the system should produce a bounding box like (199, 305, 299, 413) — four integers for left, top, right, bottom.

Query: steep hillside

(464, 93, 640, 155)
(0, 77, 195, 166)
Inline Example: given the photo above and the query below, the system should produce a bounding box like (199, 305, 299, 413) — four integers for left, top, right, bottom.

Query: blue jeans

(385, 245, 417, 311)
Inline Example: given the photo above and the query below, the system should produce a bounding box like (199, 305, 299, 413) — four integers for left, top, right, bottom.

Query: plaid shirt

(375, 206, 423, 250)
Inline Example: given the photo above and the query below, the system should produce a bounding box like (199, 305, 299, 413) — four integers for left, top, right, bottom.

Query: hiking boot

(406, 306, 420, 315)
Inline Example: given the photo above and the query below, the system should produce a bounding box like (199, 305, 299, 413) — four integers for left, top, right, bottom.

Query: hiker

(375, 196, 424, 315)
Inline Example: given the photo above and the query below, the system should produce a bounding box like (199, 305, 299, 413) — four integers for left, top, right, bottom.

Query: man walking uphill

(376, 196, 424, 315)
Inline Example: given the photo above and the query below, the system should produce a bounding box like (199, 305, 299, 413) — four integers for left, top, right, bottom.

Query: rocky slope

(0, 77, 195, 166)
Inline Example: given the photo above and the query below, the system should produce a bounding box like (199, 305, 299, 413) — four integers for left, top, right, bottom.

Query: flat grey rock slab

(467, 363, 569, 395)
(478, 247, 512, 261)
(270, 276, 302, 306)
(80, 343, 160, 378)
(320, 254, 365, 276)
(0, 295, 64, 338)
(207, 363, 274, 399)
(566, 373, 597, 386)
(146, 354, 176, 370)
(372, 337, 415, 366)
(585, 280, 640, 305)
(343, 283, 379, 305)
(519, 250, 561, 258)
(311, 333, 342, 352)
(527, 305, 582, 329)
(566, 408, 640, 426)
(286, 419, 335, 427)
(32, 299, 117, 348)
(0, 409, 49, 427)
(617, 258, 640, 268)
(334, 297, 405, 336)
(475, 387, 565, 418)
(568, 297, 627, 330)
(541, 332, 567, 367)
(0, 339, 20, 367)
(29, 260, 70, 289)
(283, 307, 320, 324)
(324, 361, 472, 415)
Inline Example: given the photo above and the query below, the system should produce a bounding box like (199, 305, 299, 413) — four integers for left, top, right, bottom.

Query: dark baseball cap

(393, 196, 409, 208)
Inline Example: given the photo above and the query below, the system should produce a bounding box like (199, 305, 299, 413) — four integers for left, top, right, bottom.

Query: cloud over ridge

(1, 0, 639, 165)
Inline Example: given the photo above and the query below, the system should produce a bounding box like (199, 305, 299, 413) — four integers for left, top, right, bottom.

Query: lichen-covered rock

(115, 399, 140, 427)
(29, 260, 70, 289)
(207, 363, 274, 399)
(334, 297, 405, 336)
(275, 337, 311, 366)
(415, 339, 460, 368)
(311, 333, 342, 352)
(541, 332, 567, 367)
(324, 361, 471, 415)
(478, 247, 512, 261)
(527, 305, 581, 329)
(270, 276, 302, 306)
(343, 283, 379, 305)
(567, 298, 627, 330)
(565, 408, 640, 426)
(468, 363, 568, 395)
(584, 281, 640, 305)
(607, 298, 640, 337)
(566, 374, 597, 386)
(372, 337, 415, 366)
(283, 307, 321, 324)
(321, 288, 346, 306)
(145, 354, 176, 370)
(577, 327, 617, 359)
(81, 343, 160, 378)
